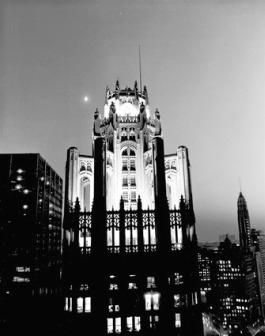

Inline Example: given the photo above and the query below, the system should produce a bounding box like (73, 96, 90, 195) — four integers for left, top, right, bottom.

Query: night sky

(1, 0, 265, 241)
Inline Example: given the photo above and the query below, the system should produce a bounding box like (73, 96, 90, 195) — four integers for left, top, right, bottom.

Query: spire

(139, 45, 142, 92)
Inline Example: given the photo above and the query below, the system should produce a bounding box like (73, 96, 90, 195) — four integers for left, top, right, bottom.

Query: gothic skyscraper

(63, 81, 203, 336)
(237, 192, 251, 250)
(65, 80, 193, 213)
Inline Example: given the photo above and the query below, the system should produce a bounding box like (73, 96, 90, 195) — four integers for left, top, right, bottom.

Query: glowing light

(15, 184, 22, 190)
(23, 189, 29, 194)
(83, 95, 90, 103)
(17, 176, 23, 181)
(17, 169, 23, 174)
(22, 204, 28, 209)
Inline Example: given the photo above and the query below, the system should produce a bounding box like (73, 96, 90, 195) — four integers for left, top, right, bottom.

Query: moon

(83, 95, 90, 103)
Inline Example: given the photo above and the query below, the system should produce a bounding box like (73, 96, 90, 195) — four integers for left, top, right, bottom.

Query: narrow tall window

(175, 313, 181, 328)
(107, 318, 113, 334)
(85, 297, 91, 312)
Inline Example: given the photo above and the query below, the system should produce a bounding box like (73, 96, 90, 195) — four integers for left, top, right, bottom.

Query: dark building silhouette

(63, 82, 204, 336)
(198, 237, 263, 333)
(251, 229, 265, 318)
(0, 153, 63, 332)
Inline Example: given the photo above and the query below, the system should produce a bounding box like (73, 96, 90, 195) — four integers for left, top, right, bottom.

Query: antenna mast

(139, 45, 142, 92)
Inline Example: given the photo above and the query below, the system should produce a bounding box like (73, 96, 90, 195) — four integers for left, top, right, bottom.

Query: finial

(179, 195, 185, 210)
(74, 197, 80, 213)
(110, 101, 116, 113)
(143, 85, 148, 104)
(137, 195, 142, 210)
(115, 79, 120, 91)
(120, 196, 124, 211)
(94, 108, 99, 119)
(105, 86, 109, 104)
(140, 102, 145, 113)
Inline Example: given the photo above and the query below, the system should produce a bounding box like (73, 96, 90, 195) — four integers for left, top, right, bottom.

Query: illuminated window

(127, 316, 141, 332)
(65, 297, 72, 312)
(135, 316, 140, 331)
(129, 282, 137, 289)
(174, 294, 181, 307)
(175, 313, 181, 328)
(173, 273, 183, 285)
(107, 318, 113, 334)
(110, 283, 118, 290)
(77, 297, 83, 313)
(85, 297, 91, 312)
(192, 292, 198, 305)
(115, 317, 121, 333)
(147, 276, 155, 288)
(127, 317, 133, 332)
(144, 292, 160, 311)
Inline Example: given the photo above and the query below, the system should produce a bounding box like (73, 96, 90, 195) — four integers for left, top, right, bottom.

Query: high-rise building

(199, 237, 263, 333)
(237, 192, 251, 250)
(63, 81, 203, 336)
(0, 153, 63, 329)
(251, 228, 265, 319)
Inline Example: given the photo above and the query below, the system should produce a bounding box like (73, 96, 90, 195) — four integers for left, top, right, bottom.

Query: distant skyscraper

(63, 81, 203, 336)
(237, 192, 251, 250)
(219, 234, 237, 244)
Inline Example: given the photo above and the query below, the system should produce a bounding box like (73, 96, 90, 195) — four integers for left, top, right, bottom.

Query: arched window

(122, 148, 128, 156)
(129, 149, 135, 156)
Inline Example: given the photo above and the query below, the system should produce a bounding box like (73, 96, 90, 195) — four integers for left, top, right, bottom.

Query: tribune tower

(66, 80, 193, 212)
(63, 81, 203, 336)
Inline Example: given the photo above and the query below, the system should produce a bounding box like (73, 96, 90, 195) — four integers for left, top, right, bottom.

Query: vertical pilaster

(91, 136, 108, 335)
(137, 196, 144, 253)
(65, 147, 79, 209)
(152, 136, 174, 334)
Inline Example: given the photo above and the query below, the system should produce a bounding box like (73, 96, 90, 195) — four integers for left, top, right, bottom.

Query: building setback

(63, 81, 203, 336)
(0, 153, 63, 331)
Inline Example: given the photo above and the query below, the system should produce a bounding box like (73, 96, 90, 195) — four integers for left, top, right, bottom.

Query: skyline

(0, 0, 265, 241)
